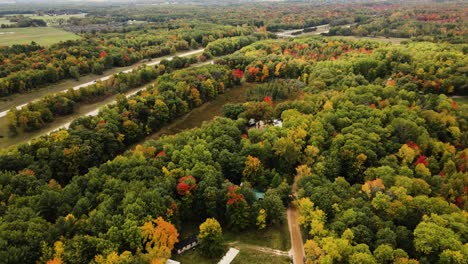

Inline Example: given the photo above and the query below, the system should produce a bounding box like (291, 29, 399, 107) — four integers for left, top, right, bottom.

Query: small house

(173, 235, 199, 255)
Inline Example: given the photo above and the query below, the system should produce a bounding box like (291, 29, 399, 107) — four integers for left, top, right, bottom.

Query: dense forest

(0, 1, 467, 264)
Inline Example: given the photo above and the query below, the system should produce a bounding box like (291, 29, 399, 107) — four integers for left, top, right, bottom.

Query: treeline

(0, 23, 253, 97)
(2, 15, 47, 27)
(0, 64, 235, 185)
(6, 55, 199, 135)
(205, 33, 270, 57)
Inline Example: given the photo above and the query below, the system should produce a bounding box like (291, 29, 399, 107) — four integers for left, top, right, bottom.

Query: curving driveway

(288, 176, 305, 264)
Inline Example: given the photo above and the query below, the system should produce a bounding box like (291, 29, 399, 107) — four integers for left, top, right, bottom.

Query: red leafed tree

(177, 176, 196, 195)
(232, 69, 244, 79)
(232, 69, 244, 85)
(263, 95, 273, 105)
(407, 141, 420, 151)
(157, 151, 166, 157)
(415, 155, 428, 166)
(99, 50, 108, 58)
(226, 185, 245, 205)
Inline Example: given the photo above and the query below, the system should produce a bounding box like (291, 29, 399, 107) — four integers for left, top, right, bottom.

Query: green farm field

(0, 26, 80, 46)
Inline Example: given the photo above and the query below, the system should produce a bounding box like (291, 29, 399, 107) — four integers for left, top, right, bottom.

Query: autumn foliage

(176, 176, 196, 196)
(226, 185, 245, 205)
(362, 178, 385, 198)
(232, 69, 244, 79)
(141, 217, 179, 263)
(99, 51, 108, 58)
(415, 155, 429, 166)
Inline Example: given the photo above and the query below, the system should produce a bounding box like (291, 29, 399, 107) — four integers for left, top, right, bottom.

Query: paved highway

(0, 48, 204, 118)
(41, 60, 214, 136)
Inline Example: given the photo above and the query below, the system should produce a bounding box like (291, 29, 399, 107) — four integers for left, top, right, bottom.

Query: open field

(174, 221, 291, 264)
(231, 247, 290, 264)
(0, 27, 80, 46)
(224, 220, 291, 251)
(174, 245, 289, 264)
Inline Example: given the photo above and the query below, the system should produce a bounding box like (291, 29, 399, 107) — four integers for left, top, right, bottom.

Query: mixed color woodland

(0, 1, 466, 264)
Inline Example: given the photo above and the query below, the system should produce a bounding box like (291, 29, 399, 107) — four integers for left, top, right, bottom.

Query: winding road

(0, 48, 204, 118)
(275, 23, 355, 38)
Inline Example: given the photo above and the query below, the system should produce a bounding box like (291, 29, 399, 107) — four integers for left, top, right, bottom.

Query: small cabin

(254, 190, 265, 200)
(173, 235, 199, 255)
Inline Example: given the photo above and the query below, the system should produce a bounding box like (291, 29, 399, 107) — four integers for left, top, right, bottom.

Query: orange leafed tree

(141, 217, 179, 263)
(362, 178, 385, 198)
(47, 259, 63, 264)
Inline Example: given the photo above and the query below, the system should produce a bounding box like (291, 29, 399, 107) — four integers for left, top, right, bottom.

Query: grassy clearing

(143, 82, 251, 142)
(173, 219, 291, 264)
(0, 27, 80, 46)
(232, 247, 290, 264)
(224, 220, 291, 251)
(173, 244, 289, 264)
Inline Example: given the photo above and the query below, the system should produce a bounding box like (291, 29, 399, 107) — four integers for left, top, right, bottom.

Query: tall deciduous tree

(198, 218, 224, 258)
(141, 217, 179, 264)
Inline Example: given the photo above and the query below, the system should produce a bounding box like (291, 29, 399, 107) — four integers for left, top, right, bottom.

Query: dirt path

(227, 241, 289, 257)
(287, 175, 305, 264)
